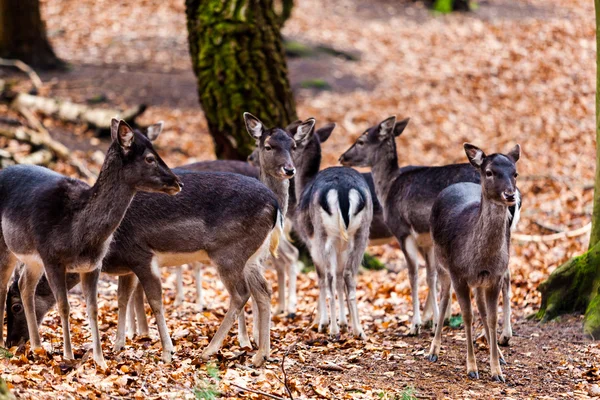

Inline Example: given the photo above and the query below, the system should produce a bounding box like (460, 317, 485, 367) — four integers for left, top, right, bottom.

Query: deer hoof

(499, 357, 507, 366)
(162, 349, 174, 363)
(427, 354, 438, 363)
(355, 331, 367, 341)
(286, 312, 297, 319)
(339, 323, 348, 333)
(467, 371, 479, 380)
(113, 342, 125, 352)
(498, 334, 511, 347)
(252, 353, 267, 367)
(407, 324, 421, 336)
(492, 374, 505, 383)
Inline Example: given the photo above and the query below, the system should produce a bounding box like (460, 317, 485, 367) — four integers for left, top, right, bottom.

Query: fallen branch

(0, 58, 43, 92)
(230, 383, 286, 400)
(512, 222, 591, 243)
(0, 122, 96, 179)
(9, 92, 146, 129)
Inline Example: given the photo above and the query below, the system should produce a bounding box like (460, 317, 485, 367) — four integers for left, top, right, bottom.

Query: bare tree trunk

(0, 0, 63, 69)
(185, 0, 297, 160)
(537, 0, 600, 339)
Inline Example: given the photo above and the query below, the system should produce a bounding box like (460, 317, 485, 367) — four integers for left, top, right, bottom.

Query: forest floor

(1, 0, 599, 398)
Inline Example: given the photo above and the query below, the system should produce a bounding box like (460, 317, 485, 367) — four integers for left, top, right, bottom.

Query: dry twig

(0, 58, 43, 92)
(230, 383, 286, 400)
(512, 222, 591, 242)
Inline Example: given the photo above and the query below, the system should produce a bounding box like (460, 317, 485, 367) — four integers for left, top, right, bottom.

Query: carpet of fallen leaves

(1, 0, 600, 398)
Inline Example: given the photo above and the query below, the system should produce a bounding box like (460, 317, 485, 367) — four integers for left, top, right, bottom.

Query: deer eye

(11, 303, 23, 313)
(145, 155, 156, 165)
(265, 145, 273, 151)
(514, 172, 519, 178)
(485, 170, 493, 177)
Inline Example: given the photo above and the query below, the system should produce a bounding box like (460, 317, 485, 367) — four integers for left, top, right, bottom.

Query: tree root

(537, 241, 600, 338)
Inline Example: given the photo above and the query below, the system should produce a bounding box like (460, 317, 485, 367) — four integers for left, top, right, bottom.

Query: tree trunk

(185, 0, 297, 160)
(537, 0, 600, 339)
(0, 0, 63, 69)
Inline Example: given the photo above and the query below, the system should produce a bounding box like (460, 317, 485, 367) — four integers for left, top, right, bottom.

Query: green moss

(186, 0, 296, 159)
(537, 241, 600, 322)
(362, 252, 386, 271)
(584, 290, 600, 339)
(300, 78, 331, 90)
(284, 40, 315, 58)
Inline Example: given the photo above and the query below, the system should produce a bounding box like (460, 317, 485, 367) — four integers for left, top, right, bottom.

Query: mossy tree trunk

(0, 0, 63, 69)
(537, 0, 600, 339)
(185, 0, 297, 160)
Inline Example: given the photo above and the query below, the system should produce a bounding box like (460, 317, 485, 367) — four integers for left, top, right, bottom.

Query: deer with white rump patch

(340, 116, 519, 340)
(427, 143, 521, 382)
(293, 120, 373, 338)
(0, 119, 182, 368)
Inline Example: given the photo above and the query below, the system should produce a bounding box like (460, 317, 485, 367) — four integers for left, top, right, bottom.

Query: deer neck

(260, 171, 290, 218)
(295, 151, 321, 203)
(471, 194, 510, 262)
(370, 140, 400, 206)
(74, 147, 135, 248)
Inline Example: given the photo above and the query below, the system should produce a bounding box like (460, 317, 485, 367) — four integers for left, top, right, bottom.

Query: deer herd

(0, 114, 521, 383)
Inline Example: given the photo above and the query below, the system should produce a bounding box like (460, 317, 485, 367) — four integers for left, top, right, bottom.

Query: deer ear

(145, 121, 164, 141)
(394, 117, 410, 137)
(244, 112, 264, 139)
(116, 120, 135, 153)
(294, 118, 316, 143)
(507, 144, 521, 163)
(464, 143, 486, 168)
(378, 116, 396, 138)
(316, 123, 336, 143)
(110, 118, 120, 142)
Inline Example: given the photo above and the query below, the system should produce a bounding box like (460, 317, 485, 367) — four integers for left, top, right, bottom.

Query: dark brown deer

(0, 119, 181, 368)
(427, 143, 521, 382)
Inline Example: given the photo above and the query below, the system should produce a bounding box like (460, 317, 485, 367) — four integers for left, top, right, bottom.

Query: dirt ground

(1, 0, 599, 398)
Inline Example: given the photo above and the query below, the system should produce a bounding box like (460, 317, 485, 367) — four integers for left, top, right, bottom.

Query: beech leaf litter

(1, 0, 599, 398)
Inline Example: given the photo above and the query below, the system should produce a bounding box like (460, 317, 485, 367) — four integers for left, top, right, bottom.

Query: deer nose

(283, 166, 296, 177)
(503, 191, 515, 203)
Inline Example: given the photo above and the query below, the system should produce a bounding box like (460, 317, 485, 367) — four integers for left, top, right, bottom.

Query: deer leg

(133, 281, 148, 336)
(174, 266, 184, 306)
(273, 257, 286, 315)
(401, 236, 421, 336)
(80, 268, 107, 369)
(423, 246, 439, 331)
(499, 270, 512, 346)
(236, 305, 252, 349)
(44, 264, 73, 361)
(115, 274, 138, 352)
(126, 288, 137, 338)
(454, 281, 477, 379)
(137, 260, 174, 363)
(327, 248, 339, 338)
(193, 263, 204, 311)
(315, 264, 329, 333)
(428, 267, 451, 362)
(0, 255, 18, 347)
(203, 271, 250, 359)
(246, 265, 272, 367)
(286, 245, 299, 318)
(18, 263, 44, 351)
(474, 287, 505, 365)
(486, 284, 505, 382)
